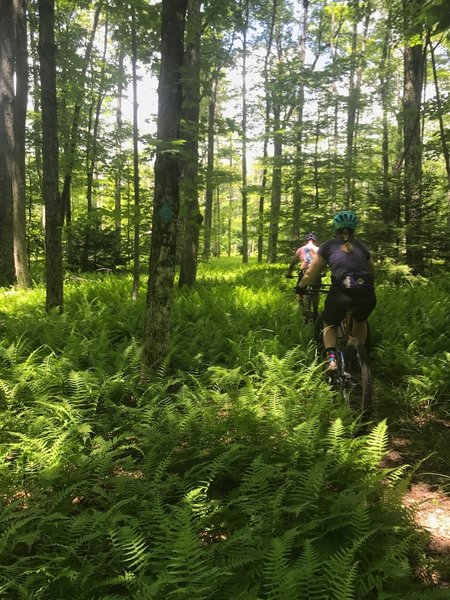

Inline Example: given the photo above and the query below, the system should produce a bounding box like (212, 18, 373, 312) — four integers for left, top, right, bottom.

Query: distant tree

(241, 0, 249, 263)
(142, 0, 188, 373)
(130, 7, 141, 300)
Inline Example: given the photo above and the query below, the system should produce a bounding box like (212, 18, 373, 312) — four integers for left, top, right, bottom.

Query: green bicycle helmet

(332, 210, 358, 230)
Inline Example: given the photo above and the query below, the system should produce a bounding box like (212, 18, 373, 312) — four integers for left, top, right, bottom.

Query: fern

(364, 419, 389, 464)
(293, 540, 328, 600)
(110, 525, 150, 571)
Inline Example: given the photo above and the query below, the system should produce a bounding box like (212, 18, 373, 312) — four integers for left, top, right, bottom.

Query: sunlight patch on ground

(403, 483, 450, 554)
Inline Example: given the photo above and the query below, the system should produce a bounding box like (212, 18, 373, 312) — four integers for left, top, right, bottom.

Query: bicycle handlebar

(297, 284, 331, 295)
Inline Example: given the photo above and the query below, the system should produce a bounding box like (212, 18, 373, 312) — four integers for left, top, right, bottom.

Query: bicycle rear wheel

(345, 343, 373, 420)
(302, 294, 314, 324)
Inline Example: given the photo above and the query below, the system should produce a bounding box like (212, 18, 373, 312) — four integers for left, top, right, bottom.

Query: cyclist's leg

(349, 289, 376, 345)
(349, 318, 368, 345)
(322, 288, 351, 370)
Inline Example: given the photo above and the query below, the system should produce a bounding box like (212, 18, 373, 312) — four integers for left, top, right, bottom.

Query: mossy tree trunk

(142, 0, 188, 375)
(179, 0, 202, 287)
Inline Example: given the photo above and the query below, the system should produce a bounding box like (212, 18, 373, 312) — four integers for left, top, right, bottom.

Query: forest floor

(382, 412, 450, 586)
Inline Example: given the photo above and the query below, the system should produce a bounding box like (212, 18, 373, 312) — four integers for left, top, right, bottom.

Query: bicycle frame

(308, 284, 373, 420)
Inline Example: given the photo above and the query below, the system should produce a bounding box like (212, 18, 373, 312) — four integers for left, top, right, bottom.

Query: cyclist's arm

(297, 255, 326, 289)
(286, 251, 300, 275)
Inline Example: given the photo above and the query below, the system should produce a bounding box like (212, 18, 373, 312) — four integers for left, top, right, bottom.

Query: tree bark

(241, 0, 249, 264)
(0, 0, 16, 286)
(61, 1, 103, 225)
(258, 0, 277, 263)
(38, 0, 63, 311)
(142, 0, 187, 375)
(402, 0, 424, 274)
(267, 104, 282, 263)
(202, 73, 217, 260)
(131, 9, 141, 300)
(113, 48, 125, 269)
(428, 31, 450, 250)
(292, 0, 308, 242)
(179, 0, 202, 287)
(379, 13, 392, 229)
(12, 0, 31, 288)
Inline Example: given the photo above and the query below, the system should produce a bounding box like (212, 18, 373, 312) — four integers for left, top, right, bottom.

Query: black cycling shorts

(322, 286, 376, 326)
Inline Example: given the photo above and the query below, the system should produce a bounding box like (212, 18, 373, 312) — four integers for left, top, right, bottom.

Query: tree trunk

(38, 0, 63, 311)
(179, 0, 202, 287)
(29, 24, 43, 199)
(61, 1, 103, 225)
(344, 1, 371, 206)
(241, 0, 249, 264)
(113, 48, 125, 269)
(202, 73, 217, 260)
(402, 0, 424, 274)
(0, 0, 16, 286)
(131, 9, 141, 300)
(267, 104, 282, 263)
(379, 13, 392, 231)
(83, 12, 108, 271)
(292, 0, 308, 242)
(329, 7, 342, 207)
(13, 0, 31, 288)
(142, 0, 187, 375)
(257, 0, 277, 263)
(428, 31, 450, 251)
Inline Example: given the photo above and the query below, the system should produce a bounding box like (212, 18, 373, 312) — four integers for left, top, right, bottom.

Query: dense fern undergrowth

(0, 260, 449, 599)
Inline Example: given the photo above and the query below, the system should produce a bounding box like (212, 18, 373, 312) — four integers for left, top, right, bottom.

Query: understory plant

(0, 262, 448, 599)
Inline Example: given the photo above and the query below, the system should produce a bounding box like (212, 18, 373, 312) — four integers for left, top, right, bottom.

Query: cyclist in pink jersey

(286, 233, 322, 320)
(286, 233, 319, 276)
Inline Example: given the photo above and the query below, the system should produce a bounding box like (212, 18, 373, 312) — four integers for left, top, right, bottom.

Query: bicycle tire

(303, 294, 314, 324)
(345, 343, 373, 419)
(314, 315, 324, 350)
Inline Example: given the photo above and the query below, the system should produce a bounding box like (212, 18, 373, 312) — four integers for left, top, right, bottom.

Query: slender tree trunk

(344, 1, 371, 206)
(61, 1, 103, 224)
(114, 48, 125, 269)
(344, 3, 359, 206)
(142, 0, 187, 375)
(379, 14, 391, 228)
(131, 10, 141, 299)
(86, 15, 108, 216)
(267, 105, 282, 263)
(428, 33, 450, 241)
(292, 0, 308, 242)
(241, 0, 249, 264)
(12, 0, 30, 287)
(29, 25, 43, 199)
(402, 0, 424, 274)
(329, 7, 342, 207)
(179, 0, 202, 287)
(258, 0, 277, 263)
(215, 185, 221, 257)
(202, 73, 217, 260)
(38, 0, 63, 311)
(0, 0, 16, 286)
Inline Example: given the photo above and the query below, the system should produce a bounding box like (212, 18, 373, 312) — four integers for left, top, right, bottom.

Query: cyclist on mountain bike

(286, 232, 322, 320)
(296, 211, 376, 371)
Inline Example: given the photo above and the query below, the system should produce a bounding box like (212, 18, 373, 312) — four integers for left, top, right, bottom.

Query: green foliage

(0, 263, 448, 598)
